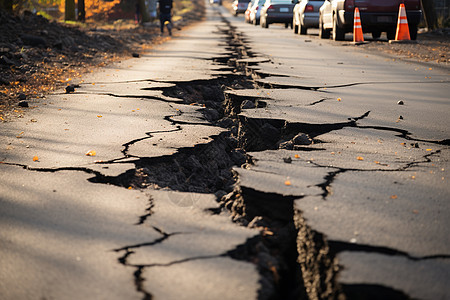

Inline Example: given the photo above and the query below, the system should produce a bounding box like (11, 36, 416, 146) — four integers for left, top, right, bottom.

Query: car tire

(387, 27, 396, 40)
(319, 16, 330, 39)
(372, 30, 381, 39)
(332, 13, 345, 41)
(261, 18, 269, 28)
(409, 24, 418, 40)
(299, 22, 307, 35)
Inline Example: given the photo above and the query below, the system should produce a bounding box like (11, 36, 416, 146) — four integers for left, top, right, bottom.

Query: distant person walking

(158, 0, 173, 36)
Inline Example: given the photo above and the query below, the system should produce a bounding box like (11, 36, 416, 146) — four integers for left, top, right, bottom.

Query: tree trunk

(420, 0, 438, 30)
(1, 0, 13, 12)
(65, 0, 76, 21)
(77, 0, 85, 22)
(138, 0, 151, 23)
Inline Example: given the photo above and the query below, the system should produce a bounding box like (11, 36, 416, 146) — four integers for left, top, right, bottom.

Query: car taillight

(267, 5, 275, 11)
(344, 0, 354, 11)
(305, 4, 313, 12)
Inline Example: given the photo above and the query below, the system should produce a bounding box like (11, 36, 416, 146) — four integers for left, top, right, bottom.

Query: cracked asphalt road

(1, 2, 449, 300)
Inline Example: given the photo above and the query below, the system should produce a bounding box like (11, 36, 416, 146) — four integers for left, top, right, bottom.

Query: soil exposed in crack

(98, 14, 310, 300)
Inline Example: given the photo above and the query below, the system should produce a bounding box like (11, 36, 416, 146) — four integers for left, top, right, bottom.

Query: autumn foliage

(59, 0, 122, 20)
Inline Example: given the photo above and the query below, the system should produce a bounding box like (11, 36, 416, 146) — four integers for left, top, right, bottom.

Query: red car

(319, 0, 422, 41)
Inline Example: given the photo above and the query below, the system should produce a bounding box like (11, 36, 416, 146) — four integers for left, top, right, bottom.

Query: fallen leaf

(426, 149, 432, 151)
(337, 97, 342, 101)
(128, 186, 133, 190)
(374, 161, 380, 164)
(284, 180, 291, 186)
(97, 115, 102, 118)
(33, 156, 39, 162)
(390, 195, 398, 199)
(356, 156, 364, 161)
(294, 154, 300, 158)
(85, 150, 96, 156)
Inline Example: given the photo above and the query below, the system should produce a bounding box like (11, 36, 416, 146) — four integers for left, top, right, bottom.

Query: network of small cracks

(310, 149, 444, 200)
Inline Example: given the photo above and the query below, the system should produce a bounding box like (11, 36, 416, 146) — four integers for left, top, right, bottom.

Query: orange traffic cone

(353, 7, 364, 43)
(395, 4, 411, 41)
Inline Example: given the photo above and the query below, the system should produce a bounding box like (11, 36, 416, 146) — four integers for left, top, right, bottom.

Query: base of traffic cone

(350, 41, 369, 45)
(388, 39, 417, 44)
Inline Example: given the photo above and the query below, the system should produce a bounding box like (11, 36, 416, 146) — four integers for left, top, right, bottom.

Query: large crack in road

(2, 7, 449, 300)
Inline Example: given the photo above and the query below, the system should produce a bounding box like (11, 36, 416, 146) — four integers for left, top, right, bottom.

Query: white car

(249, 0, 266, 25)
(293, 0, 324, 35)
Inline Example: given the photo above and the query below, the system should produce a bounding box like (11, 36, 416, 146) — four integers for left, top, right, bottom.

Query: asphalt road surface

(1, 2, 449, 300)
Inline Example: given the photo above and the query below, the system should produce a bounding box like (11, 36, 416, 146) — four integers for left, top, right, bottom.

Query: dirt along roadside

(358, 28, 450, 67)
(0, 0, 205, 121)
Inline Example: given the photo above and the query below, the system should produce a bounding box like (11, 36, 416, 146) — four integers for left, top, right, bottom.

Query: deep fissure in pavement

(101, 16, 315, 300)
(6, 9, 448, 300)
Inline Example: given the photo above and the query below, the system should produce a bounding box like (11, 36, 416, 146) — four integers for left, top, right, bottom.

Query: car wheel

(319, 16, 330, 39)
(387, 27, 396, 40)
(409, 24, 418, 40)
(293, 15, 299, 34)
(372, 30, 381, 39)
(299, 22, 307, 35)
(332, 13, 345, 41)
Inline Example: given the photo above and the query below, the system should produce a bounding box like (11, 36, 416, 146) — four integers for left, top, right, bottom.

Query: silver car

(249, 0, 266, 25)
(293, 0, 324, 35)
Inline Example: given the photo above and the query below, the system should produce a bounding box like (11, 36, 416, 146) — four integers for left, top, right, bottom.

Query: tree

(65, 0, 76, 20)
(138, 0, 150, 23)
(0, 0, 13, 12)
(78, 0, 85, 21)
(420, 0, 438, 30)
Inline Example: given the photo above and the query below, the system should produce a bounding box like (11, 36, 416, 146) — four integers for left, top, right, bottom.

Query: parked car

(249, 0, 266, 25)
(319, 0, 422, 41)
(260, 0, 295, 28)
(293, 0, 325, 34)
(232, 0, 252, 16)
(245, 0, 256, 23)
(210, 0, 222, 5)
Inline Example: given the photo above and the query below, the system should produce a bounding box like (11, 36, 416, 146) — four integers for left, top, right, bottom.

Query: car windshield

(270, 0, 292, 3)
